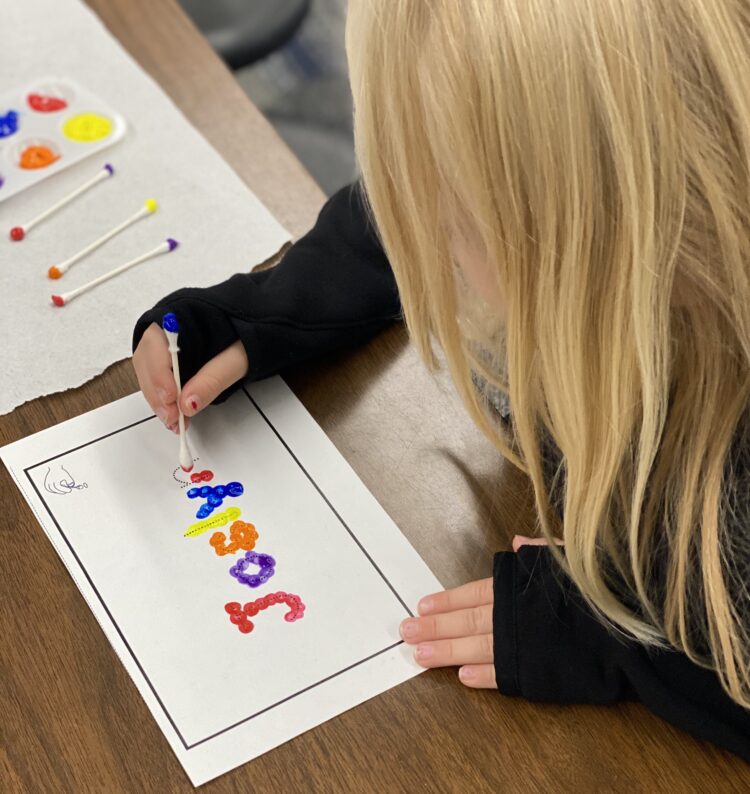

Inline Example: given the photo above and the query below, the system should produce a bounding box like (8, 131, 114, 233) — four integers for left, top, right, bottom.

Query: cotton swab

(51, 238, 178, 307)
(47, 198, 159, 279)
(161, 312, 194, 472)
(9, 163, 115, 242)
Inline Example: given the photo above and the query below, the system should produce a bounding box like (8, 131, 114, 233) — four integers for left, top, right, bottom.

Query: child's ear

(450, 224, 505, 312)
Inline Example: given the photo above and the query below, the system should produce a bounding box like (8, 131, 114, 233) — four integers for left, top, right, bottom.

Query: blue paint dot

(227, 481, 244, 497)
(213, 485, 226, 498)
(200, 485, 212, 497)
(187, 488, 200, 499)
(162, 312, 179, 333)
(0, 110, 19, 139)
(207, 493, 223, 507)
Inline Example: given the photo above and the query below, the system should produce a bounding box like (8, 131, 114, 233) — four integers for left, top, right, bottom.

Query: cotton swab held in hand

(9, 163, 114, 242)
(161, 312, 194, 472)
(51, 238, 178, 307)
(47, 198, 159, 279)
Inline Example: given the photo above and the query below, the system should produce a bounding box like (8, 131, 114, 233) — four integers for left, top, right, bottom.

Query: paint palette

(0, 77, 126, 203)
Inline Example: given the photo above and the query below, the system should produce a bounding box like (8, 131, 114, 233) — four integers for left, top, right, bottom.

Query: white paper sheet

(1, 378, 442, 787)
(0, 0, 291, 414)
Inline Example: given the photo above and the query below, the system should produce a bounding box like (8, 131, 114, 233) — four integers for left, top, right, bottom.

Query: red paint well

(28, 93, 68, 112)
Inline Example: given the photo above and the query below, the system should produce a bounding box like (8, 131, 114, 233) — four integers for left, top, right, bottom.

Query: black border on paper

(23, 388, 412, 751)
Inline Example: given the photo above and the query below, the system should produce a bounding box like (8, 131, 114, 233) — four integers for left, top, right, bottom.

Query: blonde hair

(347, 0, 750, 705)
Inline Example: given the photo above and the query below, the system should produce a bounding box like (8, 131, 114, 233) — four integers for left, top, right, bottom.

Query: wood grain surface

(2, 1, 748, 791)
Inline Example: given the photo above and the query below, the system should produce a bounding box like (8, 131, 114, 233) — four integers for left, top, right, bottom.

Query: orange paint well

(19, 145, 59, 170)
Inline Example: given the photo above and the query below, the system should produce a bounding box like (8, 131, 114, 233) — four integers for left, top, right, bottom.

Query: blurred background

(180, 0, 354, 197)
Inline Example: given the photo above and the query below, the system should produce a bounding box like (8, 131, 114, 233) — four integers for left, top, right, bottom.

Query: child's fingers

(399, 604, 492, 644)
(413, 634, 494, 668)
(511, 534, 564, 552)
(153, 386, 189, 433)
(458, 664, 497, 689)
(180, 341, 249, 417)
(139, 376, 166, 422)
(132, 323, 179, 428)
(417, 578, 493, 616)
(152, 372, 177, 411)
(152, 378, 180, 429)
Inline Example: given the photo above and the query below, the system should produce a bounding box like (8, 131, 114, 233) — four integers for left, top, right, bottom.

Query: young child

(133, 0, 749, 759)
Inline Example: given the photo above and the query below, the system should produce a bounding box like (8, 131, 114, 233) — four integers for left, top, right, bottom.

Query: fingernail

(415, 644, 433, 660)
(157, 388, 168, 403)
(400, 619, 418, 639)
(418, 598, 434, 614)
(459, 666, 475, 681)
(168, 423, 178, 434)
(156, 408, 167, 422)
(188, 397, 199, 411)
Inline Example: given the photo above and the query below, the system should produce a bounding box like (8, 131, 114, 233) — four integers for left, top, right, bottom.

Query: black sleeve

(493, 546, 750, 761)
(132, 183, 399, 397)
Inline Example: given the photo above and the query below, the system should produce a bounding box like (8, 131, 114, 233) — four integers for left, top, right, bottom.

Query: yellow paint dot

(184, 507, 242, 538)
(144, 198, 158, 213)
(62, 112, 113, 142)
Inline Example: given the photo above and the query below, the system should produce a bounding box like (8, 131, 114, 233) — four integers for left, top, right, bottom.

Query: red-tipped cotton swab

(51, 238, 178, 307)
(9, 163, 114, 242)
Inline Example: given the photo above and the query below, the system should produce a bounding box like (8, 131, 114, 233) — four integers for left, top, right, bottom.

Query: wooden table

(2, 1, 748, 791)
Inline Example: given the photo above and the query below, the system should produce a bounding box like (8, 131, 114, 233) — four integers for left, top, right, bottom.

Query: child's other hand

(132, 323, 248, 432)
(399, 578, 496, 689)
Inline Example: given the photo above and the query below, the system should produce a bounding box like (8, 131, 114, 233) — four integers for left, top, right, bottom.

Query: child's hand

(399, 578, 496, 689)
(132, 323, 248, 432)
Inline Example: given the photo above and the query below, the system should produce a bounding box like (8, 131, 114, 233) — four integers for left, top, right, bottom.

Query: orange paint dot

(19, 145, 60, 170)
(210, 520, 259, 556)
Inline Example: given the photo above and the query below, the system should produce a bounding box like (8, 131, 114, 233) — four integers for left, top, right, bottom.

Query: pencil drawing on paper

(43, 464, 87, 495)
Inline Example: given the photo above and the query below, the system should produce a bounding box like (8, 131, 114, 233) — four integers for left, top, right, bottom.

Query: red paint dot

(51, 294, 64, 307)
(28, 93, 68, 112)
(10, 226, 24, 241)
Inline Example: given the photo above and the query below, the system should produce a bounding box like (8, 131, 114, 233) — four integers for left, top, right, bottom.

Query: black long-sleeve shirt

(134, 184, 750, 762)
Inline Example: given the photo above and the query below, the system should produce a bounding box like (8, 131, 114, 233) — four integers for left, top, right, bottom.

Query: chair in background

(179, 0, 311, 70)
(180, 0, 354, 195)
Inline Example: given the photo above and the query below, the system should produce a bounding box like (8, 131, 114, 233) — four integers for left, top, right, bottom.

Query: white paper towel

(0, 0, 291, 415)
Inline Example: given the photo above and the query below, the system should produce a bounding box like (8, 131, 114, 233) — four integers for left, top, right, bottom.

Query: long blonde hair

(347, 0, 750, 705)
